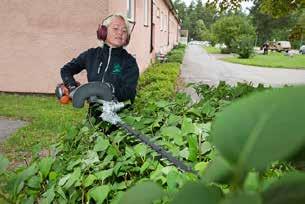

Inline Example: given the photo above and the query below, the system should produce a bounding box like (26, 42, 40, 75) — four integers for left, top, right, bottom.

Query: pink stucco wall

(0, 0, 109, 93)
(0, 0, 180, 93)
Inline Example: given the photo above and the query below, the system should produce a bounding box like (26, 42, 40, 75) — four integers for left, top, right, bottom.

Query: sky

(181, 0, 254, 12)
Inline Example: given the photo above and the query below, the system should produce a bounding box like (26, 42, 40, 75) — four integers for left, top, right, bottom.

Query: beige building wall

(0, 0, 180, 93)
(0, 0, 109, 93)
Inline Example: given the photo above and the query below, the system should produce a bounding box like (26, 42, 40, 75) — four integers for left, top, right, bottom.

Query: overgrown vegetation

(166, 44, 186, 63)
(1, 44, 305, 203)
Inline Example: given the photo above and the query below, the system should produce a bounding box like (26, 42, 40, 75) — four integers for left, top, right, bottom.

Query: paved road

(181, 44, 305, 87)
(0, 117, 27, 142)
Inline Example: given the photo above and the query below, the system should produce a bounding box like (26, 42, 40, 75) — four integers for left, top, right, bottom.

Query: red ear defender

(97, 14, 133, 46)
(96, 24, 108, 41)
(97, 23, 130, 46)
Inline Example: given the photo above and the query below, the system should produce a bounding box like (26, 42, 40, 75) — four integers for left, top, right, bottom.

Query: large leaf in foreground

(211, 86, 305, 171)
(262, 172, 305, 204)
(119, 181, 164, 204)
(170, 182, 222, 204)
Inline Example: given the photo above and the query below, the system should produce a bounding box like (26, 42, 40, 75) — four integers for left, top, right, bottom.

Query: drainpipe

(167, 10, 170, 46)
(150, 0, 153, 52)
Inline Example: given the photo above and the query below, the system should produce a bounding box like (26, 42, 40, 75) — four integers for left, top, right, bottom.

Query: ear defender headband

(96, 15, 134, 46)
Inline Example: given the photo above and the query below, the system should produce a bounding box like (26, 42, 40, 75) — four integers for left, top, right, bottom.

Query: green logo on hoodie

(112, 63, 122, 75)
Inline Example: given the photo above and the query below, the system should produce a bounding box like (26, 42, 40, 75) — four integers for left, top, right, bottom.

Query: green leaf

(119, 181, 164, 204)
(83, 174, 97, 187)
(161, 126, 181, 138)
(194, 161, 208, 173)
(211, 86, 305, 171)
(179, 148, 189, 159)
(49, 171, 57, 182)
(111, 191, 124, 204)
(93, 136, 110, 152)
(88, 185, 110, 204)
(167, 114, 181, 126)
(0, 154, 9, 175)
(140, 160, 151, 174)
(67, 159, 81, 171)
(58, 174, 71, 186)
(38, 157, 53, 178)
(167, 169, 179, 195)
(200, 141, 212, 155)
(56, 186, 67, 201)
(262, 172, 305, 204)
(220, 192, 262, 204)
(243, 171, 260, 192)
(83, 150, 100, 167)
(188, 135, 198, 162)
(170, 182, 222, 204)
(202, 156, 233, 184)
(94, 168, 113, 181)
(41, 186, 56, 204)
(134, 144, 148, 157)
(155, 100, 170, 108)
(27, 176, 41, 189)
(181, 117, 196, 135)
(63, 167, 81, 190)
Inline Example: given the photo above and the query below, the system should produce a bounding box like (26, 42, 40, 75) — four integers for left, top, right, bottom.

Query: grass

(222, 52, 305, 69)
(204, 46, 221, 54)
(0, 93, 86, 161)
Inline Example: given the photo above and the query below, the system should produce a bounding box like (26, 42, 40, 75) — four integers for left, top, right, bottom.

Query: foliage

(173, 0, 219, 40)
(211, 15, 255, 51)
(207, 0, 305, 18)
(0, 76, 270, 203)
(192, 20, 208, 41)
(166, 45, 186, 63)
(123, 85, 305, 204)
(232, 34, 255, 58)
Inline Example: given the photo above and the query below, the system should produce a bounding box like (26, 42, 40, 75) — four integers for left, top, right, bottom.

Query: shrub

(233, 34, 255, 59)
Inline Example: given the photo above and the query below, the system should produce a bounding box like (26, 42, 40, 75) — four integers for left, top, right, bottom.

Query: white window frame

(164, 14, 167, 32)
(127, 0, 135, 22)
(160, 11, 163, 31)
(144, 0, 149, 26)
(156, 7, 160, 18)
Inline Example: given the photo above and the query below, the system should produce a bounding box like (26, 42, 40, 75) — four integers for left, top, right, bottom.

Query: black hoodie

(60, 44, 139, 102)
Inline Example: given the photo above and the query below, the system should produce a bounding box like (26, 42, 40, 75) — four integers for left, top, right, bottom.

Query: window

(160, 11, 163, 31)
(144, 0, 149, 26)
(164, 14, 167, 31)
(127, 0, 135, 21)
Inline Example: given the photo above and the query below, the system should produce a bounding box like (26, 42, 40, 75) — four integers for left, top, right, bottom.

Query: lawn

(0, 93, 86, 161)
(204, 46, 221, 54)
(222, 52, 305, 69)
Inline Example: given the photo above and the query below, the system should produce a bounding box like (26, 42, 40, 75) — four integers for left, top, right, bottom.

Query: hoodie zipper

(101, 47, 112, 83)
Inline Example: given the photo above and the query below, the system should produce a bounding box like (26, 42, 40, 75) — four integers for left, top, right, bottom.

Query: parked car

(300, 45, 305, 54)
(268, 41, 291, 52)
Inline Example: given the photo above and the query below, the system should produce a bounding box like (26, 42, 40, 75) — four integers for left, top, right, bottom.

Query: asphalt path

(0, 117, 27, 142)
(181, 44, 305, 87)
(180, 44, 305, 101)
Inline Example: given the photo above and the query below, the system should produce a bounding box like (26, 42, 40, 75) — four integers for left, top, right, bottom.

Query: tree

(173, 0, 188, 29)
(193, 20, 208, 40)
(207, 0, 305, 18)
(211, 15, 255, 51)
(249, 1, 299, 45)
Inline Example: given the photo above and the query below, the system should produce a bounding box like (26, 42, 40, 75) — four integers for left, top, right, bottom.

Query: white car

(300, 45, 305, 54)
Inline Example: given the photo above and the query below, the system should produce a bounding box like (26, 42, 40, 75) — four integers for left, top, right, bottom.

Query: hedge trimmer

(61, 82, 198, 175)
